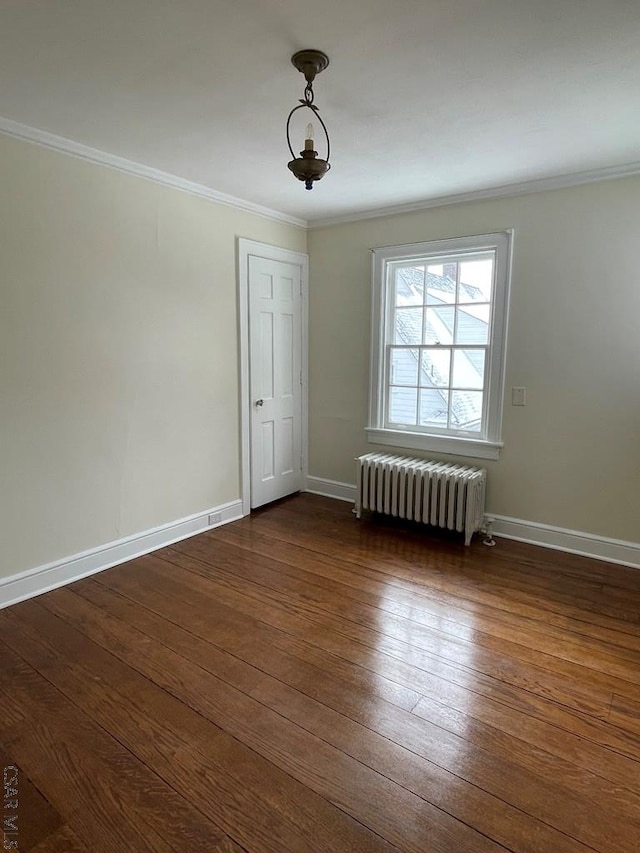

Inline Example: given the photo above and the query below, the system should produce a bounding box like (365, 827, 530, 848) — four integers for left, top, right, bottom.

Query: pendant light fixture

(286, 49, 330, 190)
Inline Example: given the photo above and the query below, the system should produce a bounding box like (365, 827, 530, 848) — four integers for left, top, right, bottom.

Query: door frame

(237, 238, 309, 516)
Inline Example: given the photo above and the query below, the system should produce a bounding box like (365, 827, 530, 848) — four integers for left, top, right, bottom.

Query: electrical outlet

(208, 512, 222, 526)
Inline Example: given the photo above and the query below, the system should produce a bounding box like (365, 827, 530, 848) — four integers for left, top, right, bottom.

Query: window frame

(367, 231, 513, 461)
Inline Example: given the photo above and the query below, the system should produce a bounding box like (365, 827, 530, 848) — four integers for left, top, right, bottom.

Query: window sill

(365, 427, 503, 461)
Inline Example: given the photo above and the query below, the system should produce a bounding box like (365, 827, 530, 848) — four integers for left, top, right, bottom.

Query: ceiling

(1, 0, 639, 224)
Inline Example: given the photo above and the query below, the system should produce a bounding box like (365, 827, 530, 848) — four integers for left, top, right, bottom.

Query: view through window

(389, 253, 493, 434)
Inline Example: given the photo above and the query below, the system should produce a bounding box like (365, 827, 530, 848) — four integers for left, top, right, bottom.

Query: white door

(248, 255, 303, 508)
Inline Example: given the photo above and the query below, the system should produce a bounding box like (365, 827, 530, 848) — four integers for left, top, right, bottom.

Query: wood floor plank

(85, 557, 640, 843)
(0, 639, 229, 853)
(65, 581, 599, 853)
(156, 545, 616, 721)
(216, 524, 640, 666)
(285, 495, 640, 597)
(152, 544, 640, 764)
(171, 534, 640, 694)
(409, 690, 640, 792)
(0, 604, 403, 853)
(30, 826, 86, 853)
(212, 839, 252, 853)
(2, 493, 639, 852)
(27, 589, 512, 853)
(277, 497, 640, 626)
(609, 693, 640, 736)
(83, 564, 640, 796)
(0, 646, 179, 853)
(253, 500, 640, 638)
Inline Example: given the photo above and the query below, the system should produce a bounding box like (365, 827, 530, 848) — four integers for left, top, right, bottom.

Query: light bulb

(304, 122, 314, 151)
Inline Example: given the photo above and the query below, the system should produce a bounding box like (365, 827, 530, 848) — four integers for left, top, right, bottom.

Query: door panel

(249, 256, 302, 508)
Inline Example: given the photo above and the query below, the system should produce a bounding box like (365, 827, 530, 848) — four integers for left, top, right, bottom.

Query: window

(368, 232, 512, 460)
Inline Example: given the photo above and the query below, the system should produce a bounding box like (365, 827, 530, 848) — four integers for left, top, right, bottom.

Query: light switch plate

(512, 387, 527, 406)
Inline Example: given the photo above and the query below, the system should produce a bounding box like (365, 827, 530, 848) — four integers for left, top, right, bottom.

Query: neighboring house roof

(397, 266, 484, 304)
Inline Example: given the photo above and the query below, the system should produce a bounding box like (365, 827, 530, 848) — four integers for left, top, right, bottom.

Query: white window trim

(368, 231, 513, 461)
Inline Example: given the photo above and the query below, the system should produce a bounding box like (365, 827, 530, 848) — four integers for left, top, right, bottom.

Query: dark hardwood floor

(2, 493, 640, 852)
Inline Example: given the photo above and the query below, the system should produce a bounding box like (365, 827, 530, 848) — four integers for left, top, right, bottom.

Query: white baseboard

(305, 476, 357, 503)
(305, 476, 640, 569)
(490, 515, 640, 570)
(0, 499, 244, 610)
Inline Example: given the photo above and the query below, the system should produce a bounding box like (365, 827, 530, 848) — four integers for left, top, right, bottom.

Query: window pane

(425, 264, 456, 304)
(459, 257, 493, 302)
(450, 391, 483, 431)
(390, 347, 418, 386)
(455, 304, 489, 344)
(395, 266, 425, 306)
(389, 387, 418, 425)
(419, 389, 449, 428)
(452, 349, 485, 389)
(424, 307, 454, 344)
(393, 307, 423, 344)
(420, 348, 450, 387)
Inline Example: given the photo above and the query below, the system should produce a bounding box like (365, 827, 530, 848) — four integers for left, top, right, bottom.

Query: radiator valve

(482, 517, 496, 547)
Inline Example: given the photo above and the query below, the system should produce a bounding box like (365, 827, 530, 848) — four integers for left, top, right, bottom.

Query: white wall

(307, 178, 640, 544)
(0, 134, 306, 579)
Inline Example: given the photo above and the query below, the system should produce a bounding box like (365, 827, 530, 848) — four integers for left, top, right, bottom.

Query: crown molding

(309, 161, 640, 228)
(0, 116, 308, 229)
(4, 114, 639, 232)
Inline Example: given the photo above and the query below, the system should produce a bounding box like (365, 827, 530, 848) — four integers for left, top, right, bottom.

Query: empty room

(1, 2, 639, 852)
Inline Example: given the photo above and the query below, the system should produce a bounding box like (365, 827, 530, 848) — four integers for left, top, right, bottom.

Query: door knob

(255, 398, 264, 407)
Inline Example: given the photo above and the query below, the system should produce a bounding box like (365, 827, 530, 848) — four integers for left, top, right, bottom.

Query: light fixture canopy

(286, 49, 330, 190)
